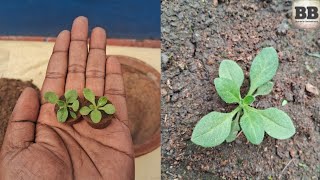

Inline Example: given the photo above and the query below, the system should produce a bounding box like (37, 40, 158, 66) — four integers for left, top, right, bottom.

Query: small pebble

(306, 83, 319, 95)
(285, 92, 294, 102)
(161, 88, 168, 96)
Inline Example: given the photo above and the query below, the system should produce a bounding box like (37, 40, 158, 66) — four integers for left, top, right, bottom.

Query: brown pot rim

(108, 55, 161, 157)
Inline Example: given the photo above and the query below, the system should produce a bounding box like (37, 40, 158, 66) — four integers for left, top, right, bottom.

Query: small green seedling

(44, 90, 80, 123)
(80, 88, 116, 123)
(191, 47, 296, 147)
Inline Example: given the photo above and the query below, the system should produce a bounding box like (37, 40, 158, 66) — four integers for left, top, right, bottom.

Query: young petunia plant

(191, 47, 296, 147)
(44, 90, 80, 123)
(79, 88, 116, 123)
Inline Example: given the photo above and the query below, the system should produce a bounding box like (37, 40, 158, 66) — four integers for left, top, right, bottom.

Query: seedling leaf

(257, 108, 295, 139)
(97, 97, 108, 107)
(99, 104, 116, 114)
(89, 104, 95, 110)
(214, 78, 241, 103)
(254, 81, 274, 97)
(248, 47, 279, 95)
(219, 60, 244, 88)
(240, 107, 264, 144)
(243, 95, 255, 105)
(57, 100, 65, 107)
(80, 106, 92, 115)
(226, 112, 240, 142)
(57, 107, 68, 123)
(282, 99, 288, 106)
(72, 100, 79, 111)
(192, 47, 295, 147)
(191, 110, 238, 147)
(70, 111, 77, 119)
(44, 92, 58, 104)
(90, 109, 102, 123)
(65, 90, 78, 103)
(83, 88, 96, 106)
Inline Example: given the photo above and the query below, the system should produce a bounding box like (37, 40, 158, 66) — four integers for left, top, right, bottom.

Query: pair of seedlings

(44, 88, 116, 129)
(191, 47, 296, 147)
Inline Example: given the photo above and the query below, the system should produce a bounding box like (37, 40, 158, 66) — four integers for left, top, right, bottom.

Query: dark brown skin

(0, 16, 134, 180)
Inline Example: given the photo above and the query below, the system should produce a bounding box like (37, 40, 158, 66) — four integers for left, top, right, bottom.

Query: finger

(41, 30, 70, 103)
(65, 16, 88, 96)
(2, 88, 40, 152)
(85, 27, 107, 96)
(105, 56, 129, 126)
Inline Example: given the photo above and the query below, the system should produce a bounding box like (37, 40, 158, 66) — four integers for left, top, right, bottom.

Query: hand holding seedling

(191, 47, 296, 147)
(0, 17, 134, 180)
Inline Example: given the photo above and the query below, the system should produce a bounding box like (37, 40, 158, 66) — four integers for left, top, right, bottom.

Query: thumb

(1, 87, 40, 153)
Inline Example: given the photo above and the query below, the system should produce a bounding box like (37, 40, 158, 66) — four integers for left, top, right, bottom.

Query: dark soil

(0, 78, 39, 147)
(161, 0, 320, 179)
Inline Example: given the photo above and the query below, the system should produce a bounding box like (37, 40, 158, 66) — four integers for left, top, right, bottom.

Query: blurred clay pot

(114, 55, 160, 157)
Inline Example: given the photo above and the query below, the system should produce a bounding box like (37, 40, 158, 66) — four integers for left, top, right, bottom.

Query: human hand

(0, 16, 134, 180)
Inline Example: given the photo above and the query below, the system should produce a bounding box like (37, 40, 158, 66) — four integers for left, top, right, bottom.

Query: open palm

(0, 17, 134, 180)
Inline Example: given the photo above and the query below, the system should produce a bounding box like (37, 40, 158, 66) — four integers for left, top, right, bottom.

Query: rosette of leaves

(44, 90, 80, 123)
(79, 88, 116, 123)
(191, 47, 296, 147)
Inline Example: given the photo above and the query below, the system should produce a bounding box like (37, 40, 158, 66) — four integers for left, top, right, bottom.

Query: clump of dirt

(161, 0, 320, 179)
(0, 78, 39, 147)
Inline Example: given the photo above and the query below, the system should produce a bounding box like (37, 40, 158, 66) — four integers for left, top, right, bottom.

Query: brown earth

(161, 0, 320, 179)
(0, 78, 39, 147)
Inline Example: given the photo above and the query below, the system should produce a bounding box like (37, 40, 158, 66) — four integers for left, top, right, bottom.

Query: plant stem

(235, 109, 241, 121)
(231, 106, 242, 116)
(247, 87, 255, 96)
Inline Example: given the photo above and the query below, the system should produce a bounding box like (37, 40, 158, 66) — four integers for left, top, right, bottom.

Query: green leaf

(226, 112, 241, 143)
(90, 109, 102, 123)
(99, 104, 116, 114)
(57, 107, 68, 123)
(44, 92, 58, 104)
(248, 47, 279, 95)
(89, 104, 95, 110)
(57, 100, 65, 107)
(64, 90, 78, 103)
(80, 106, 92, 115)
(72, 100, 79, 111)
(257, 108, 295, 139)
(240, 107, 265, 145)
(70, 111, 77, 119)
(191, 109, 238, 147)
(83, 88, 96, 106)
(243, 95, 255, 105)
(97, 96, 108, 107)
(219, 60, 244, 88)
(281, 99, 288, 106)
(214, 78, 241, 104)
(254, 81, 274, 97)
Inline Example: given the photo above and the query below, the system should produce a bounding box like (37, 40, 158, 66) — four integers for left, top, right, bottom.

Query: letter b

(307, 7, 319, 19)
(295, 7, 307, 19)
